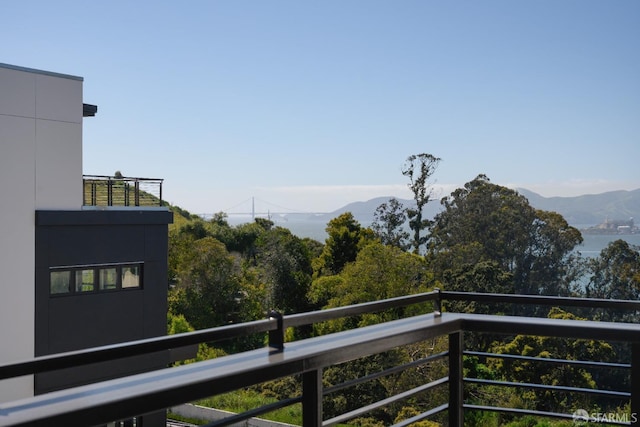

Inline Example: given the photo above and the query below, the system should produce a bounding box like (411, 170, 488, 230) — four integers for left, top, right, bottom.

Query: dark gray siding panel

(34, 209, 172, 395)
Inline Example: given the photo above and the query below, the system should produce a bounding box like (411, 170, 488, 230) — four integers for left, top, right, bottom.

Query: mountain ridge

(515, 188, 640, 225)
(282, 188, 640, 228)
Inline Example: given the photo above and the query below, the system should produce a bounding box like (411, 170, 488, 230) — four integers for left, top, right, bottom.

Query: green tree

(401, 153, 441, 254)
(525, 209, 584, 296)
(394, 407, 441, 427)
(428, 175, 582, 299)
(167, 312, 195, 335)
(307, 275, 345, 309)
(585, 239, 640, 322)
(168, 236, 243, 330)
(316, 242, 433, 334)
(314, 212, 374, 277)
(167, 313, 226, 364)
(322, 350, 406, 424)
(225, 220, 269, 259)
(312, 242, 441, 424)
(179, 218, 210, 240)
(210, 211, 230, 226)
(206, 212, 237, 249)
(371, 197, 410, 251)
(490, 308, 616, 413)
(330, 242, 432, 306)
(255, 226, 313, 315)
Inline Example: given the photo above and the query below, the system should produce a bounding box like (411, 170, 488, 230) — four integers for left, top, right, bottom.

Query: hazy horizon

(187, 184, 640, 216)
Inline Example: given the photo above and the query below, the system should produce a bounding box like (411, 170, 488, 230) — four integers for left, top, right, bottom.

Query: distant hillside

(283, 196, 442, 227)
(516, 188, 640, 226)
(284, 188, 640, 229)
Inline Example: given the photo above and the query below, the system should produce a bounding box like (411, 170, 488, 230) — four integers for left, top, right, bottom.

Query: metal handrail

(1, 291, 640, 426)
(2, 312, 638, 426)
(18, 288, 633, 380)
(0, 318, 276, 380)
(82, 174, 164, 207)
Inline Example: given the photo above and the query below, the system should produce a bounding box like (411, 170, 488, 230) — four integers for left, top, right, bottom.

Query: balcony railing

(82, 174, 164, 207)
(1, 291, 639, 426)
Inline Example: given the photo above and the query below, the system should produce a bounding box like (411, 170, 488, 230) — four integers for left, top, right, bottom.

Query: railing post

(91, 181, 97, 205)
(632, 343, 640, 425)
(434, 287, 442, 317)
(268, 310, 284, 351)
(449, 331, 464, 427)
(134, 179, 140, 206)
(303, 369, 323, 427)
(107, 178, 113, 206)
(124, 182, 130, 206)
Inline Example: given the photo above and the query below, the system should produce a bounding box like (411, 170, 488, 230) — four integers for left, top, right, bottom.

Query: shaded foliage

(371, 197, 410, 251)
(255, 226, 314, 315)
(585, 239, 640, 322)
(490, 308, 616, 413)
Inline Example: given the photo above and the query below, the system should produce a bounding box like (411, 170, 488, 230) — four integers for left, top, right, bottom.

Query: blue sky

(3, 1, 639, 214)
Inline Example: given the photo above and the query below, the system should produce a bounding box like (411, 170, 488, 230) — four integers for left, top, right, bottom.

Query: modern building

(0, 63, 172, 426)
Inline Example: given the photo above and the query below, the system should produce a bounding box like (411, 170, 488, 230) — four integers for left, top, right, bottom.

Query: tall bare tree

(402, 153, 441, 254)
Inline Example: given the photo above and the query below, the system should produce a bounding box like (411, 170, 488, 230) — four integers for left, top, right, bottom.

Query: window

(121, 265, 141, 289)
(99, 268, 117, 290)
(50, 271, 71, 294)
(76, 269, 95, 292)
(50, 263, 143, 296)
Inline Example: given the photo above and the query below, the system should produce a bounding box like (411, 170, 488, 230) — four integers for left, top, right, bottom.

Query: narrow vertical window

(50, 271, 71, 294)
(99, 268, 118, 290)
(76, 269, 95, 292)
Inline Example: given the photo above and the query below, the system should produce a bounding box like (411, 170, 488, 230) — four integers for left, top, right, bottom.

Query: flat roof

(0, 62, 83, 81)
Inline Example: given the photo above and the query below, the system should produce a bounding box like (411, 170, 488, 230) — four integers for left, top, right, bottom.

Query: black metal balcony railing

(1, 291, 640, 426)
(82, 175, 164, 207)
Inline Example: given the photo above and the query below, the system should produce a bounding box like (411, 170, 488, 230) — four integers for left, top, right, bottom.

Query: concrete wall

(170, 404, 298, 427)
(0, 64, 83, 401)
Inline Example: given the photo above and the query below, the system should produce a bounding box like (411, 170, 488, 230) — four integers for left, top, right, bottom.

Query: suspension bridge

(198, 197, 331, 221)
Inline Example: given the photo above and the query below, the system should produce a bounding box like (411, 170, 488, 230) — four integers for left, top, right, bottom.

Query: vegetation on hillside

(164, 153, 640, 426)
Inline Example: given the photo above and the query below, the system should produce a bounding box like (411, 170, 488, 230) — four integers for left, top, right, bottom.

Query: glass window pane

(50, 271, 71, 294)
(121, 265, 141, 289)
(76, 269, 95, 292)
(99, 268, 117, 290)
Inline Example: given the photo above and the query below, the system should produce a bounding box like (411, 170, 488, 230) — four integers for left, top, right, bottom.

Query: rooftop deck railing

(82, 174, 164, 207)
(1, 291, 640, 426)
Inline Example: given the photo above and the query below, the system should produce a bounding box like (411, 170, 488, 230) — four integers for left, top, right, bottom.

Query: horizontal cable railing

(82, 174, 164, 207)
(465, 378, 631, 398)
(1, 291, 639, 426)
(466, 350, 632, 369)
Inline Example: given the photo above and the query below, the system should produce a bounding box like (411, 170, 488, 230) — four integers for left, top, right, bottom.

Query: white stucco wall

(0, 64, 83, 401)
